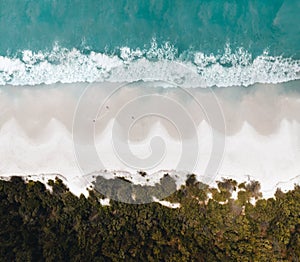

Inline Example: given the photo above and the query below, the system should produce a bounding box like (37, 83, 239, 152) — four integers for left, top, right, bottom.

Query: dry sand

(0, 81, 299, 197)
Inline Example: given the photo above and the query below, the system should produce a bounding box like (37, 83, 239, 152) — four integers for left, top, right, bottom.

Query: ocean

(0, 0, 299, 86)
(0, 0, 300, 202)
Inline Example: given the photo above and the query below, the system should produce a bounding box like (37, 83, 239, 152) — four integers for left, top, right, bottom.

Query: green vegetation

(0, 175, 300, 261)
(93, 173, 177, 203)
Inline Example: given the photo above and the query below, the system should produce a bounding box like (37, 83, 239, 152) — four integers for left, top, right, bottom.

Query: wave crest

(0, 41, 299, 87)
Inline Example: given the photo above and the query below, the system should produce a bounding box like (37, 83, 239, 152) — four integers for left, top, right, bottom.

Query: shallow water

(0, 0, 299, 57)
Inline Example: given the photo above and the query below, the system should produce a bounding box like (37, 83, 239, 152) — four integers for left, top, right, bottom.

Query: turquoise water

(0, 0, 299, 86)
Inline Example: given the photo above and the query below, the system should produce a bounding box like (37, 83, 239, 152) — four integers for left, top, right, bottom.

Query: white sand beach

(0, 81, 299, 198)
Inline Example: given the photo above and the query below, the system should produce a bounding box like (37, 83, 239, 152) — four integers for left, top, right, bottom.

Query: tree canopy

(0, 175, 299, 261)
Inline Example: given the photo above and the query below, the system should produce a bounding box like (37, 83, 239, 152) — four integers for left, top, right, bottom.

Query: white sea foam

(0, 42, 299, 87)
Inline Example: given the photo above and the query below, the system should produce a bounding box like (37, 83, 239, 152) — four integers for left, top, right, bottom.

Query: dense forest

(0, 175, 300, 261)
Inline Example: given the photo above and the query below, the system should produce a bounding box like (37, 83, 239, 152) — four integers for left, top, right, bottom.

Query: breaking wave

(0, 41, 299, 87)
